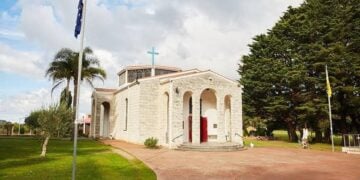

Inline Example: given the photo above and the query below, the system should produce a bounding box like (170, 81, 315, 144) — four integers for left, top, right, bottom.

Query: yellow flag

(326, 65, 332, 97)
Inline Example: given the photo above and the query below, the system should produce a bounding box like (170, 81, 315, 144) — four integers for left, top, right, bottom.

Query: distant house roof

(117, 65, 182, 75)
(0, 120, 7, 124)
(82, 115, 91, 124)
(94, 88, 117, 92)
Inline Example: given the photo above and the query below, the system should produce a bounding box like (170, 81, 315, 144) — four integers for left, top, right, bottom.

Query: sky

(0, 0, 303, 122)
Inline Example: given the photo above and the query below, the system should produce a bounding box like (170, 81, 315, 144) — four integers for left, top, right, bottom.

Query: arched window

(124, 98, 128, 131)
(189, 97, 192, 114)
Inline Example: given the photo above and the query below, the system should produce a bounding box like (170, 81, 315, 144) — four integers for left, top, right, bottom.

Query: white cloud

(0, 85, 93, 122)
(0, 88, 53, 121)
(19, 2, 77, 51)
(0, 29, 25, 40)
(93, 49, 123, 87)
(0, 0, 304, 120)
(0, 43, 43, 77)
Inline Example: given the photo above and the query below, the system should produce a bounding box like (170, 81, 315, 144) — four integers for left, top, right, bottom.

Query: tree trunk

(314, 128, 323, 142)
(70, 79, 78, 141)
(324, 128, 330, 143)
(340, 115, 348, 146)
(66, 79, 70, 92)
(40, 135, 50, 157)
(73, 79, 78, 119)
(352, 117, 360, 134)
(286, 122, 298, 142)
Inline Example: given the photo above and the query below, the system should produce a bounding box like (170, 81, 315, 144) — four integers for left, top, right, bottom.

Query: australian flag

(74, 0, 83, 38)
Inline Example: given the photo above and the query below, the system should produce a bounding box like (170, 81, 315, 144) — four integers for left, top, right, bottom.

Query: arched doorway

(100, 102, 110, 138)
(200, 89, 217, 142)
(183, 91, 193, 143)
(224, 95, 232, 141)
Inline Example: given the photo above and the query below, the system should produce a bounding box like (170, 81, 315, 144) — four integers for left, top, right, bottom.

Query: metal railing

(235, 133, 243, 137)
(172, 134, 183, 142)
(343, 134, 360, 148)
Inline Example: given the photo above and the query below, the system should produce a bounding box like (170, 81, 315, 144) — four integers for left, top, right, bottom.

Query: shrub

(144, 137, 158, 148)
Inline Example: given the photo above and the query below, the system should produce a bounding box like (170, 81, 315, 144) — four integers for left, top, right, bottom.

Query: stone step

(177, 143, 244, 152)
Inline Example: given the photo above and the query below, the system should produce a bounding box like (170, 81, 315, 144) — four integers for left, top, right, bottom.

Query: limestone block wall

(230, 93, 243, 145)
(158, 83, 171, 145)
(112, 85, 141, 144)
(91, 70, 243, 147)
(138, 79, 162, 144)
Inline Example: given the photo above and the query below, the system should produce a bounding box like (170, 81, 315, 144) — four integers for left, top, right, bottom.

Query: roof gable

(163, 70, 239, 85)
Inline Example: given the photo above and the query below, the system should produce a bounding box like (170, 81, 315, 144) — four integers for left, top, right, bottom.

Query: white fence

(342, 134, 360, 154)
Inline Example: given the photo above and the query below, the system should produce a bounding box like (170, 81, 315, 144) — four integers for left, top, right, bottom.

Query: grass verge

(244, 130, 342, 152)
(0, 137, 156, 180)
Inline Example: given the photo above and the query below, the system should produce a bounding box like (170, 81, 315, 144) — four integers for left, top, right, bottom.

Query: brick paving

(102, 140, 360, 180)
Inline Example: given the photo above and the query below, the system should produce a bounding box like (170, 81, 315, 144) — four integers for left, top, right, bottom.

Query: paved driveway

(102, 140, 360, 180)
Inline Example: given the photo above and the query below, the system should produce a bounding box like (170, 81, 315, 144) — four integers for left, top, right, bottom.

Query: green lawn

(0, 137, 156, 180)
(244, 130, 342, 152)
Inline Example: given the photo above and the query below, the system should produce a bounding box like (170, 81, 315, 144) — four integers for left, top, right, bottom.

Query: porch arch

(183, 91, 193, 143)
(99, 101, 110, 138)
(200, 88, 217, 142)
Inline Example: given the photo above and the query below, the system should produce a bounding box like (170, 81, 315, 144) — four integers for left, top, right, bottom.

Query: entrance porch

(180, 88, 239, 145)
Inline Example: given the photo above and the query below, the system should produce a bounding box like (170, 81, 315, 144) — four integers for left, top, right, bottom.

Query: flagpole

(326, 65, 335, 152)
(72, 0, 87, 179)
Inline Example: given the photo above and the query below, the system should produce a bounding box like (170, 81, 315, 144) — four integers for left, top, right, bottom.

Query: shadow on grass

(0, 137, 156, 180)
(0, 138, 43, 162)
(76, 155, 156, 180)
(0, 137, 110, 160)
(0, 156, 55, 171)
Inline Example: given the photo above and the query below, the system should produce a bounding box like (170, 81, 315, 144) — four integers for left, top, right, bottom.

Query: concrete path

(102, 140, 360, 180)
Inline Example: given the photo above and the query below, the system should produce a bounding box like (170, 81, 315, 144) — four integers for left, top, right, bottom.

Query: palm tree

(46, 47, 106, 118)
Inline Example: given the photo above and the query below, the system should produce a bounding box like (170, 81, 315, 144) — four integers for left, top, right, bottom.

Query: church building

(90, 65, 243, 148)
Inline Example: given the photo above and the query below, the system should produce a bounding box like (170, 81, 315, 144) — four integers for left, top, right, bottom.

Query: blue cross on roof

(147, 47, 159, 66)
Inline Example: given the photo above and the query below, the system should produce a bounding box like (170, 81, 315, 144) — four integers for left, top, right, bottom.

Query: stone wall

(91, 70, 243, 148)
(139, 79, 162, 142)
(112, 84, 141, 143)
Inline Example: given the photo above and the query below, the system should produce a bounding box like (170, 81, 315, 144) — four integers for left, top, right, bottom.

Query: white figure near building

(302, 127, 309, 148)
(90, 65, 243, 148)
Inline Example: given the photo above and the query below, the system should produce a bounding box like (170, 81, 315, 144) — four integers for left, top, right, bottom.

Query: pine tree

(239, 0, 360, 142)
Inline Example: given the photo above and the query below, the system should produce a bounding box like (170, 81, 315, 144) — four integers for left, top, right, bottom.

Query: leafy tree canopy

(239, 0, 360, 142)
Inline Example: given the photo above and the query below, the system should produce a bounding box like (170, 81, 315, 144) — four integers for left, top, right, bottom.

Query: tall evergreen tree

(239, 0, 360, 142)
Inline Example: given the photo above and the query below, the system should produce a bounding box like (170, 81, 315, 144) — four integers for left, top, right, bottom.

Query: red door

(200, 117, 208, 142)
(188, 116, 192, 142)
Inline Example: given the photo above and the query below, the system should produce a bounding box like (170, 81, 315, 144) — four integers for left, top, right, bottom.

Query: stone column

(217, 94, 226, 142)
(230, 96, 243, 145)
(192, 93, 200, 144)
(168, 83, 174, 148)
(90, 99, 95, 138)
(95, 101, 101, 138)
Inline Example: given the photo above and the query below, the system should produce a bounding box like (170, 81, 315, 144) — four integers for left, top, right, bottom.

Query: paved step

(177, 142, 244, 152)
